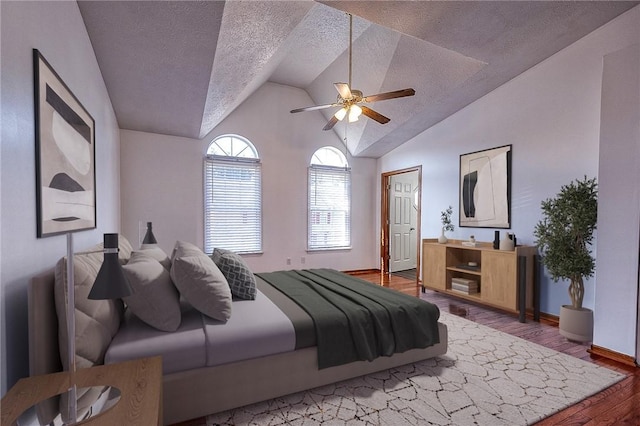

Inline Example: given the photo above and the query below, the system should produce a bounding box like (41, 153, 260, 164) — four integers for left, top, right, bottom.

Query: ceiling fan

(290, 13, 415, 131)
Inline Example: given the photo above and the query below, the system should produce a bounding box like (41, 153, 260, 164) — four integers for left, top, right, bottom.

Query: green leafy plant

(441, 206, 454, 232)
(534, 176, 597, 309)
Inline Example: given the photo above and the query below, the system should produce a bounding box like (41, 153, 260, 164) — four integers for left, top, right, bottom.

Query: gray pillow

(211, 248, 257, 300)
(171, 240, 204, 263)
(170, 242, 232, 322)
(54, 246, 124, 370)
(137, 244, 171, 270)
(122, 252, 181, 331)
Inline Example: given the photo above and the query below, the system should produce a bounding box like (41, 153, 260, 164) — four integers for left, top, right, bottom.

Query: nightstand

(1, 356, 162, 425)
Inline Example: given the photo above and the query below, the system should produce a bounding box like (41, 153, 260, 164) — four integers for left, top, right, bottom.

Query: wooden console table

(422, 239, 539, 322)
(1, 356, 162, 425)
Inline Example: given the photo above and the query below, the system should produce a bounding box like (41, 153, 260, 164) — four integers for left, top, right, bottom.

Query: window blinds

(308, 166, 351, 250)
(204, 158, 262, 254)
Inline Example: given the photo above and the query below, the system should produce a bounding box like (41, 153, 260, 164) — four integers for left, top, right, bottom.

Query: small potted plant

(439, 206, 454, 243)
(534, 176, 597, 342)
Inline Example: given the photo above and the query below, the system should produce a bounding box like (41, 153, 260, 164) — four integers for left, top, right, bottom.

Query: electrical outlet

(286, 257, 291, 265)
(301, 256, 306, 264)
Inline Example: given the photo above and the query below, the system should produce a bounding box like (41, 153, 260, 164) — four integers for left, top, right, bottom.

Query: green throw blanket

(256, 269, 440, 369)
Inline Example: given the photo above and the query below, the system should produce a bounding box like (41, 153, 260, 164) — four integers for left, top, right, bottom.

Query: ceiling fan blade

(322, 115, 339, 131)
(334, 83, 352, 100)
(290, 103, 339, 113)
(361, 106, 390, 124)
(362, 88, 416, 103)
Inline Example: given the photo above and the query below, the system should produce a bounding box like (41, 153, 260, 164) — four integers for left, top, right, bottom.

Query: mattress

(105, 276, 312, 374)
(105, 302, 207, 374)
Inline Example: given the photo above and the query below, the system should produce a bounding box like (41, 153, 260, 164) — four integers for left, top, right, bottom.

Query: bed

(28, 237, 448, 425)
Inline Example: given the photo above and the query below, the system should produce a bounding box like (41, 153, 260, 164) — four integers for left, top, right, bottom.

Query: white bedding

(105, 289, 296, 374)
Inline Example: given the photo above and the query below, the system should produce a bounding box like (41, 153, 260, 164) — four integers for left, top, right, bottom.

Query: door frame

(381, 166, 422, 281)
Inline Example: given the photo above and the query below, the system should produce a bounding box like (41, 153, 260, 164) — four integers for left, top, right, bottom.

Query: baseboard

(343, 268, 380, 275)
(537, 311, 560, 325)
(588, 345, 638, 367)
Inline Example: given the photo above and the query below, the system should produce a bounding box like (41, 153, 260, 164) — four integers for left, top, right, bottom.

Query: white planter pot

(559, 305, 593, 342)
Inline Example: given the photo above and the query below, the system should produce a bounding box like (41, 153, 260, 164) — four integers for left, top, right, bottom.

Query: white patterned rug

(206, 312, 624, 425)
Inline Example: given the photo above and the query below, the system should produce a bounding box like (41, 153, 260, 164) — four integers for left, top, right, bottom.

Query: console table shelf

(422, 239, 538, 321)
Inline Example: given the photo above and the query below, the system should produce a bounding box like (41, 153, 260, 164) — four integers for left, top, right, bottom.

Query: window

(204, 135, 261, 254)
(308, 146, 351, 250)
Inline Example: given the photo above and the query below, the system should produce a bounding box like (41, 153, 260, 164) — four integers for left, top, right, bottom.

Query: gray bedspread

(256, 269, 440, 369)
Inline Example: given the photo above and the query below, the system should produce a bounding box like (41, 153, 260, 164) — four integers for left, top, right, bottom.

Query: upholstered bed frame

(29, 268, 448, 425)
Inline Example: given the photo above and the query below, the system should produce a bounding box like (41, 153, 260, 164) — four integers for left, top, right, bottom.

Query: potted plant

(439, 206, 454, 243)
(534, 176, 598, 342)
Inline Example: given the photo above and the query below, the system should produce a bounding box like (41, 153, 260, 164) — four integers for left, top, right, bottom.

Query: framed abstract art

(34, 49, 96, 237)
(459, 145, 511, 228)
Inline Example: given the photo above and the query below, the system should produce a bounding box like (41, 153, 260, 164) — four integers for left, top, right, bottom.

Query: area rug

(206, 311, 624, 425)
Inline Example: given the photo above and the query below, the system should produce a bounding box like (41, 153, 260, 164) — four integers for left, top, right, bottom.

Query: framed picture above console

(34, 49, 96, 237)
(459, 144, 511, 228)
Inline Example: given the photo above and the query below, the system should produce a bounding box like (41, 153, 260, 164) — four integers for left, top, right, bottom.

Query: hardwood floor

(364, 271, 640, 426)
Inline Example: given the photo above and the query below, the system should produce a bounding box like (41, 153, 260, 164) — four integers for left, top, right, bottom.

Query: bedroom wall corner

(0, 1, 120, 395)
(593, 42, 640, 359)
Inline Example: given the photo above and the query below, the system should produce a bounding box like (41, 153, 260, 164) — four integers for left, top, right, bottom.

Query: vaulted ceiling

(77, 1, 638, 158)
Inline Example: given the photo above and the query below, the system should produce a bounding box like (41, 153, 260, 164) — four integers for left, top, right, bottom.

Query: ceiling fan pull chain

(348, 13, 352, 92)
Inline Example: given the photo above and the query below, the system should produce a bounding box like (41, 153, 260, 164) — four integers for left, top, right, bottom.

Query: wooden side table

(1, 356, 162, 425)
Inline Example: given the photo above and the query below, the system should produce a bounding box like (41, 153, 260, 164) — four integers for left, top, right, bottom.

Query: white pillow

(137, 244, 171, 270)
(122, 252, 181, 331)
(170, 241, 232, 322)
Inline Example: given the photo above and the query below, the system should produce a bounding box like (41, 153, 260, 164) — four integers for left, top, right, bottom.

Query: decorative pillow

(171, 240, 203, 264)
(122, 252, 181, 331)
(210, 248, 257, 300)
(170, 242, 232, 322)
(137, 244, 171, 270)
(54, 245, 124, 370)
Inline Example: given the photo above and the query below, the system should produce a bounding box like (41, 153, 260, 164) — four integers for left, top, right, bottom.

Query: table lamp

(15, 233, 133, 424)
(141, 222, 157, 245)
(89, 233, 133, 300)
(65, 233, 133, 423)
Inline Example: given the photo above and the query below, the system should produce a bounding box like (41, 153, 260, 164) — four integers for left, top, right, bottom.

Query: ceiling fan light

(348, 104, 362, 122)
(334, 107, 347, 121)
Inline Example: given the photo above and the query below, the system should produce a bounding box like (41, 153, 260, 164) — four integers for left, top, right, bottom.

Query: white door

(389, 172, 418, 272)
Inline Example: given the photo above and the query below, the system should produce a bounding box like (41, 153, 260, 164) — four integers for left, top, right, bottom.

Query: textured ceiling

(77, 1, 638, 158)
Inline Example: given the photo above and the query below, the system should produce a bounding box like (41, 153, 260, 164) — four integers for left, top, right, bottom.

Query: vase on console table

(438, 227, 448, 244)
(499, 232, 515, 251)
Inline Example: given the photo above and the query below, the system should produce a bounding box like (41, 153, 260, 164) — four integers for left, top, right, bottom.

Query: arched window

(308, 147, 351, 250)
(204, 134, 261, 254)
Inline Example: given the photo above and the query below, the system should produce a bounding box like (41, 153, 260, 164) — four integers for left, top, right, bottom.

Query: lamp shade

(88, 234, 133, 300)
(348, 104, 362, 122)
(334, 107, 347, 121)
(142, 222, 157, 244)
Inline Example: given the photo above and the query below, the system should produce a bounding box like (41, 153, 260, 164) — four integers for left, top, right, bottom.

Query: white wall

(121, 82, 378, 273)
(595, 43, 639, 357)
(0, 1, 121, 394)
(378, 6, 640, 357)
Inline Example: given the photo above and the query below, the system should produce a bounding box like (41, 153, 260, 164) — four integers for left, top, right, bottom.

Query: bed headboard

(28, 268, 62, 376)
